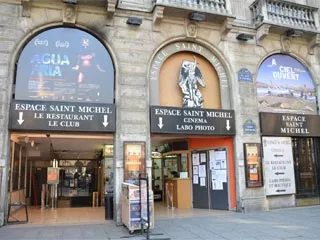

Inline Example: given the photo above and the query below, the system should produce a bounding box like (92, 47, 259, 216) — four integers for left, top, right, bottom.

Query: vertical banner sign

(262, 137, 296, 195)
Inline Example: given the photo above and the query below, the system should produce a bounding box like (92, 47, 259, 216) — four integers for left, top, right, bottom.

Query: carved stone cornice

(308, 33, 320, 55)
(153, 6, 164, 26)
(21, 0, 31, 17)
(63, 3, 78, 24)
(106, 0, 117, 18)
(256, 24, 270, 42)
(220, 17, 234, 41)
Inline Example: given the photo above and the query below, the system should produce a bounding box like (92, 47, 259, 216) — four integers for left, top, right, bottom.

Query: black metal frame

(139, 174, 150, 240)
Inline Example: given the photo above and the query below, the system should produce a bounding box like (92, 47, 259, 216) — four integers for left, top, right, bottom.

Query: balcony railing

(154, 0, 231, 16)
(250, 0, 319, 32)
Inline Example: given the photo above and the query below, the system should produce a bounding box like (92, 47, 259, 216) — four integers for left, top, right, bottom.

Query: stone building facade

(1, 0, 320, 226)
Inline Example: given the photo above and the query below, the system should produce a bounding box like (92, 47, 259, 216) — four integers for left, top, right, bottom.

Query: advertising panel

(15, 27, 114, 103)
(262, 137, 296, 195)
(256, 54, 316, 114)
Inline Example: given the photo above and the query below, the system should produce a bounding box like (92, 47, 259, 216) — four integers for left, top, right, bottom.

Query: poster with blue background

(256, 54, 317, 114)
(15, 27, 114, 104)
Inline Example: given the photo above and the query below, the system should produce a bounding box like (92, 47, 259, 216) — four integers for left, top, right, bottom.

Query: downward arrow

(102, 115, 109, 127)
(226, 120, 231, 131)
(17, 112, 24, 125)
(158, 117, 164, 129)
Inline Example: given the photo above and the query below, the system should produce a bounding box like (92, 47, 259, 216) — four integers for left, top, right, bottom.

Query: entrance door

(292, 137, 320, 200)
(209, 149, 229, 210)
(192, 151, 209, 209)
(192, 149, 229, 210)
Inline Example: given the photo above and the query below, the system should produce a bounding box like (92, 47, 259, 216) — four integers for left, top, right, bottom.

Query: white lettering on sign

(15, 103, 46, 111)
(155, 108, 181, 116)
(13, 101, 113, 130)
(262, 136, 296, 196)
(280, 115, 309, 134)
(272, 66, 300, 81)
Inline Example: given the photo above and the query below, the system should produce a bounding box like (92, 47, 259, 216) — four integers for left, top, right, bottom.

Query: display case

(121, 183, 154, 233)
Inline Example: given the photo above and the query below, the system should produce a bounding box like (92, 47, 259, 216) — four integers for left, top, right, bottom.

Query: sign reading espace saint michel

(9, 100, 115, 132)
(150, 106, 235, 135)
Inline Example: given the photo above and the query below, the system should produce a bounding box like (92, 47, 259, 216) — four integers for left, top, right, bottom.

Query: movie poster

(15, 27, 114, 103)
(256, 54, 316, 114)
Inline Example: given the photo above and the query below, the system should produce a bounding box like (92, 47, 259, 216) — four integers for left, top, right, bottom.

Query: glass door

(292, 137, 320, 199)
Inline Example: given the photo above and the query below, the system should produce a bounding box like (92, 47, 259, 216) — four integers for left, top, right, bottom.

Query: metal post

(18, 145, 22, 191)
(24, 155, 28, 198)
(9, 142, 15, 195)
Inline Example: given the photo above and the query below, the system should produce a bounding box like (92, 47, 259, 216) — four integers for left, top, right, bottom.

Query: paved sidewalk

(1, 206, 320, 240)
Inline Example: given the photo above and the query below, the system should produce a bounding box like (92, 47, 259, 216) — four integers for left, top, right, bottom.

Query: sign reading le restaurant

(9, 100, 115, 132)
(260, 112, 320, 137)
(150, 106, 235, 135)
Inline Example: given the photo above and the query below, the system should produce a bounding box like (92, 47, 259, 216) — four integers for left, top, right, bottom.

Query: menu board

(15, 27, 114, 103)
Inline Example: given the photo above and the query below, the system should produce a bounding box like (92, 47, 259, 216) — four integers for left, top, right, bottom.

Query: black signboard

(150, 106, 235, 135)
(260, 112, 320, 137)
(15, 27, 114, 104)
(9, 100, 115, 132)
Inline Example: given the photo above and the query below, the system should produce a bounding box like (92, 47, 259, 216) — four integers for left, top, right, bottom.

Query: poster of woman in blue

(256, 54, 317, 114)
(15, 27, 114, 104)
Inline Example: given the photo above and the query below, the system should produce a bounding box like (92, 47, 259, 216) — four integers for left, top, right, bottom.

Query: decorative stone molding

(186, 22, 198, 39)
(153, 6, 164, 26)
(106, 0, 117, 18)
(308, 33, 320, 55)
(63, 4, 78, 24)
(256, 24, 270, 42)
(281, 36, 291, 53)
(220, 17, 234, 41)
(21, 0, 31, 17)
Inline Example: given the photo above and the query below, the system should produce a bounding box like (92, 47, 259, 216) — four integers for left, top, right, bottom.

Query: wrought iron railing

(250, 0, 319, 31)
(154, 0, 231, 16)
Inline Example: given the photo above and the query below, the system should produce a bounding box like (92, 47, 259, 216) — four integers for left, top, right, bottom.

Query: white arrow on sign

(102, 115, 109, 127)
(226, 120, 231, 131)
(17, 112, 24, 125)
(158, 117, 164, 129)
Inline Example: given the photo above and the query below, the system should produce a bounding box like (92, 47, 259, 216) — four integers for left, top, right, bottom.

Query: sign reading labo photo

(150, 106, 235, 135)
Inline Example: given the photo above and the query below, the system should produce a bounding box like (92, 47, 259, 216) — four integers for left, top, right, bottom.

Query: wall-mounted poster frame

(244, 143, 263, 188)
(123, 141, 146, 184)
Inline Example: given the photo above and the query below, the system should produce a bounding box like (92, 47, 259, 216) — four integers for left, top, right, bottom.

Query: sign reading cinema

(150, 106, 235, 135)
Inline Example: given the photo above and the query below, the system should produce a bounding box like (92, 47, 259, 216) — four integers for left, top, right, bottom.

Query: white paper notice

(216, 170, 227, 182)
(193, 166, 199, 175)
(220, 159, 227, 169)
(214, 159, 221, 170)
(192, 153, 200, 166)
(199, 165, 206, 177)
(212, 180, 223, 190)
(193, 175, 199, 184)
(200, 177, 206, 186)
(200, 153, 206, 163)
(215, 150, 227, 161)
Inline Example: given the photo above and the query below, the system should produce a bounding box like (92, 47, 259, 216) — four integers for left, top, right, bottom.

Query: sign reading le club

(10, 100, 116, 132)
(150, 106, 235, 135)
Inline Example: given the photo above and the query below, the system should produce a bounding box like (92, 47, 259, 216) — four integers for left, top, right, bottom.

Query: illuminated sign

(256, 54, 316, 114)
(15, 27, 114, 104)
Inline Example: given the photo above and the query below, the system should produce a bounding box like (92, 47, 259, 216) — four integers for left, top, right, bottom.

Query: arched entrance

(7, 27, 116, 224)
